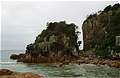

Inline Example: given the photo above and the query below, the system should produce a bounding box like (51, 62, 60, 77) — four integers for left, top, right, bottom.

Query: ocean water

(0, 50, 120, 78)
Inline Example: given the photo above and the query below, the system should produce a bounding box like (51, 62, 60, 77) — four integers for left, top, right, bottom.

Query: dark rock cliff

(82, 3, 120, 58)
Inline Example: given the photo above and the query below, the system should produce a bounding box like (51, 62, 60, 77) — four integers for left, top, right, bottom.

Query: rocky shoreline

(0, 69, 44, 78)
(10, 53, 120, 68)
(57, 56, 120, 68)
(70, 56, 120, 68)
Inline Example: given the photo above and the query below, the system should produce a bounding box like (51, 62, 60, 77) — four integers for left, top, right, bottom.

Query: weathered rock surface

(82, 3, 120, 58)
(0, 69, 44, 78)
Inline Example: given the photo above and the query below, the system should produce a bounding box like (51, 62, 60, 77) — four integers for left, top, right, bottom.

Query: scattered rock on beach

(0, 69, 44, 78)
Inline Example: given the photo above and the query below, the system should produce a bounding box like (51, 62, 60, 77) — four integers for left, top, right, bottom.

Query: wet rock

(0, 69, 13, 76)
(13, 72, 44, 78)
(110, 61, 120, 68)
(0, 69, 44, 78)
(19, 54, 26, 58)
(77, 60, 85, 64)
(10, 53, 25, 60)
(10, 54, 20, 60)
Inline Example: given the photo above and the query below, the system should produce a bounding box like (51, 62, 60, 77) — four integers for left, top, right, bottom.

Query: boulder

(10, 53, 25, 60)
(0, 69, 44, 78)
(110, 61, 120, 68)
(0, 69, 13, 76)
(13, 72, 44, 78)
(10, 54, 20, 60)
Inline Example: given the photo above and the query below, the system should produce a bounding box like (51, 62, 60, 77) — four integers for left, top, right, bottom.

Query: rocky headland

(11, 21, 81, 63)
(10, 3, 120, 68)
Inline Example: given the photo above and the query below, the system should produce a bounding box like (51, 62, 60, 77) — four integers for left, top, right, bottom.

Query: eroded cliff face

(82, 4, 120, 58)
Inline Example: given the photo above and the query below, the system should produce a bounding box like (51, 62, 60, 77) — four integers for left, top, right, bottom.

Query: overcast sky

(1, 1, 119, 50)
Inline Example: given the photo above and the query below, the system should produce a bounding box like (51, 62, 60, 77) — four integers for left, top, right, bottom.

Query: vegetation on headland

(10, 3, 120, 68)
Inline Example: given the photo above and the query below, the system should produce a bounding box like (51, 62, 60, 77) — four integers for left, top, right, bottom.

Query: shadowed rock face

(0, 69, 44, 78)
(82, 3, 120, 58)
(10, 54, 25, 60)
